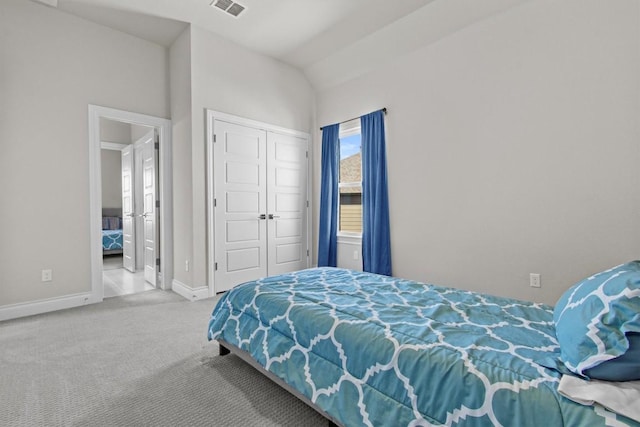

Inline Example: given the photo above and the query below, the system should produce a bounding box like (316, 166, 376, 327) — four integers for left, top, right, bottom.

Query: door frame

(88, 105, 173, 302)
(206, 109, 311, 296)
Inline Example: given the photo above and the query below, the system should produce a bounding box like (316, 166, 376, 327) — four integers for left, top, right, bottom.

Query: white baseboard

(0, 292, 96, 322)
(171, 280, 209, 302)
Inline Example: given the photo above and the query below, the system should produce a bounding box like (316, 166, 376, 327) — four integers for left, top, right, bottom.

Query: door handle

(258, 214, 267, 220)
(268, 214, 280, 220)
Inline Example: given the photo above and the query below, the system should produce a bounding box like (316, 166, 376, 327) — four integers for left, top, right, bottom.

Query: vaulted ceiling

(42, 0, 531, 89)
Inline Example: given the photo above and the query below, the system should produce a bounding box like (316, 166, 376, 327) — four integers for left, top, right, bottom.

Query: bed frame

(103, 247, 123, 256)
(218, 339, 341, 427)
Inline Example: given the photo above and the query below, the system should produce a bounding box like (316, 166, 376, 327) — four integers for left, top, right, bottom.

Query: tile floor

(102, 255, 154, 298)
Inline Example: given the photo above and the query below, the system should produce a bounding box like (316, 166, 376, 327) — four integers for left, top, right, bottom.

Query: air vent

(210, 0, 246, 18)
(226, 3, 245, 17)
(212, 0, 233, 11)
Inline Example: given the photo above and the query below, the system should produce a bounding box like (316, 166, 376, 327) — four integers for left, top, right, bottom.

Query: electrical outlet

(529, 273, 541, 288)
(353, 250, 359, 260)
(42, 269, 53, 282)
(185, 260, 190, 272)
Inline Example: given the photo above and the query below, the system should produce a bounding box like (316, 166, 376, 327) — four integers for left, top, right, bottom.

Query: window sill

(337, 233, 362, 245)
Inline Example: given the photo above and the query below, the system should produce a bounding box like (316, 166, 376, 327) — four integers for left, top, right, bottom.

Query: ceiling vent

(211, 0, 246, 18)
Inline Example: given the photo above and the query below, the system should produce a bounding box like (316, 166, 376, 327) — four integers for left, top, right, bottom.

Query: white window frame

(338, 119, 362, 239)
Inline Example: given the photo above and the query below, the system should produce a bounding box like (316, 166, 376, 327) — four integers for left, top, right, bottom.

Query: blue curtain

(318, 123, 340, 267)
(361, 110, 392, 275)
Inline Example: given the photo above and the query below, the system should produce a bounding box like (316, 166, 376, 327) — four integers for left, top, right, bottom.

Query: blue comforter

(102, 229, 123, 250)
(208, 268, 637, 426)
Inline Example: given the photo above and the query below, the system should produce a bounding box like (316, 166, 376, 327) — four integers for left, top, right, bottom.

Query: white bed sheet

(559, 375, 640, 423)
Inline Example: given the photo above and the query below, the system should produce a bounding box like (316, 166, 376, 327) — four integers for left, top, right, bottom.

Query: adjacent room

(100, 118, 157, 297)
(1, 0, 638, 425)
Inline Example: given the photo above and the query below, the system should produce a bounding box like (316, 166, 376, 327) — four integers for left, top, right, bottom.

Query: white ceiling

(53, 0, 435, 65)
(41, 0, 531, 89)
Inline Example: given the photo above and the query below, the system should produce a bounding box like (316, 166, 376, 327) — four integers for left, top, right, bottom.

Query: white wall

(130, 124, 153, 142)
(170, 25, 315, 290)
(315, 0, 640, 305)
(337, 238, 363, 271)
(169, 27, 193, 287)
(100, 118, 131, 144)
(0, 0, 169, 307)
(101, 150, 122, 209)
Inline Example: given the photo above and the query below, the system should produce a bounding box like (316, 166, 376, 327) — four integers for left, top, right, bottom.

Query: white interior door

(266, 132, 309, 276)
(121, 145, 136, 273)
(133, 142, 145, 270)
(142, 133, 157, 287)
(214, 120, 267, 293)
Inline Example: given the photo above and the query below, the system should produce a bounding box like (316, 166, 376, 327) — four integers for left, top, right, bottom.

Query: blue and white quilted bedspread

(102, 229, 123, 250)
(207, 268, 638, 426)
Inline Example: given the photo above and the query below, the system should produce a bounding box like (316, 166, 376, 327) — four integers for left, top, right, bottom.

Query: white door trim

(88, 105, 173, 303)
(206, 109, 311, 296)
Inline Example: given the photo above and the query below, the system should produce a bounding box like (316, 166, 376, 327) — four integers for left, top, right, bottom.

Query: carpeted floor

(0, 290, 327, 426)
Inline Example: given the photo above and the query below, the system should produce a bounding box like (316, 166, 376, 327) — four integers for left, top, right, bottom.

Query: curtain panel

(317, 123, 340, 267)
(361, 110, 392, 276)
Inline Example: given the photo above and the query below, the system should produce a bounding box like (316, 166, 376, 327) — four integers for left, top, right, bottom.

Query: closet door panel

(214, 120, 267, 293)
(266, 132, 308, 276)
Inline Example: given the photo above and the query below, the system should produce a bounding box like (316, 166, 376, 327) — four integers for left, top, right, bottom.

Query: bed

(102, 208, 123, 255)
(102, 229, 123, 254)
(208, 266, 640, 426)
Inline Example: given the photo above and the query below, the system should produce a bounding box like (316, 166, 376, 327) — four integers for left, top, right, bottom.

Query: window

(339, 120, 362, 235)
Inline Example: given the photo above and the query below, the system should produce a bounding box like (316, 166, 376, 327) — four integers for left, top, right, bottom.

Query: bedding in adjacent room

(208, 267, 638, 426)
(101, 214, 123, 252)
(102, 229, 123, 251)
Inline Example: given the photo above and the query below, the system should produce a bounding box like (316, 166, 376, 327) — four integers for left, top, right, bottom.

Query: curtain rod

(319, 107, 387, 131)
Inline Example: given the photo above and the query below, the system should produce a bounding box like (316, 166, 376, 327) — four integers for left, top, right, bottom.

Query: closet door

(214, 120, 268, 293)
(266, 132, 308, 276)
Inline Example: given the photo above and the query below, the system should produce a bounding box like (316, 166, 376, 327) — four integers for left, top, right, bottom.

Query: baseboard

(0, 292, 96, 322)
(171, 279, 209, 302)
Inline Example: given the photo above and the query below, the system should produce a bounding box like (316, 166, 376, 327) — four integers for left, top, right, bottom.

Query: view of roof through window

(339, 133, 362, 234)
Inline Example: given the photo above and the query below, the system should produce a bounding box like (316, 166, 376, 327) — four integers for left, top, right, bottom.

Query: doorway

(88, 105, 173, 303)
(100, 119, 156, 297)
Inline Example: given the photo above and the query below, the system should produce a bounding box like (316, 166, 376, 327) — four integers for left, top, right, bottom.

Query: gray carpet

(0, 290, 327, 426)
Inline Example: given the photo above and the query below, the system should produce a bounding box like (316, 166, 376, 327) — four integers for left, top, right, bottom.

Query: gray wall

(315, 0, 640, 305)
(0, 0, 169, 306)
(5, 0, 636, 311)
(100, 118, 131, 144)
(101, 150, 122, 209)
(169, 28, 194, 287)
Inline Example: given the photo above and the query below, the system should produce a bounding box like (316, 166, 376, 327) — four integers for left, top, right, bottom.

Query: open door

(142, 132, 158, 287)
(121, 145, 136, 273)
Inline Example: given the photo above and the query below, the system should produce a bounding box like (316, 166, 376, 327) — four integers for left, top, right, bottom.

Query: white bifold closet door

(213, 119, 308, 294)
